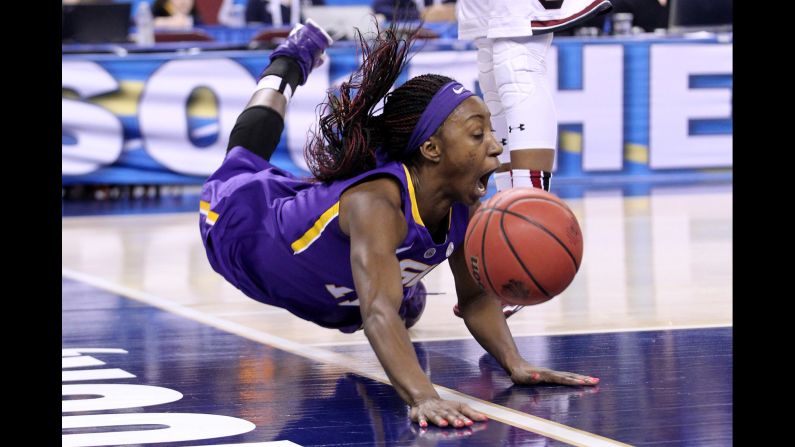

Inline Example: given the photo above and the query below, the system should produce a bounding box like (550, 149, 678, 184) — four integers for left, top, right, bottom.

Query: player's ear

(419, 137, 441, 163)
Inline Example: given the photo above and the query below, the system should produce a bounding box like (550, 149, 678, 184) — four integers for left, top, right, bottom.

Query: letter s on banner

(139, 58, 255, 177)
(62, 61, 124, 175)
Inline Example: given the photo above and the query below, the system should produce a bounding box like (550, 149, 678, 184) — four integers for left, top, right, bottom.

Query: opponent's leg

(493, 33, 556, 191)
(476, 37, 512, 191)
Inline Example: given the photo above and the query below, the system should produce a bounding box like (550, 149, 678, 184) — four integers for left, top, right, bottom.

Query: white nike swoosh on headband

(453, 86, 464, 94)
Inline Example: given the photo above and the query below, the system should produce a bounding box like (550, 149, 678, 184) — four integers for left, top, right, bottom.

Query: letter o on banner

(139, 58, 255, 176)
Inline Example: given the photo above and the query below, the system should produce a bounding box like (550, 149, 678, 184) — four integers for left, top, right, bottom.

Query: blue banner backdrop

(62, 37, 732, 185)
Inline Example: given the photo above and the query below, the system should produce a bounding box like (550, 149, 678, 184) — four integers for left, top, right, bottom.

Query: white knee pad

(476, 38, 499, 114)
(492, 34, 558, 151)
(476, 38, 510, 164)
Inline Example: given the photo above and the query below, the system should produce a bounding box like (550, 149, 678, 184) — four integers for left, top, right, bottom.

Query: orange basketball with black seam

(464, 188, 583, 306)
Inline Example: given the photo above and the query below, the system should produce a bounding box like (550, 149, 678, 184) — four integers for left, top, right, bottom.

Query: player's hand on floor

(410, 397, 488, 428)
(510, 364, 600, 387)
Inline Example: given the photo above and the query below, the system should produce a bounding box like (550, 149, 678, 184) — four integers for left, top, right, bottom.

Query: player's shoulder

(338, 175, 408, 240)
(342, 174, 404, 212)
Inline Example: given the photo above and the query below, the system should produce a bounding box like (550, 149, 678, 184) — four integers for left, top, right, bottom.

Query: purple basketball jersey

(200, 147, 469, 332)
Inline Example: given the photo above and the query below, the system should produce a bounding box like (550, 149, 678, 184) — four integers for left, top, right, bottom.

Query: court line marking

(62, 212, 196, 221)
(310, 323, 733, 347)
(212, 309, 290, 317)
(183, 443, 300, 447)
(63, 267, 630, 447)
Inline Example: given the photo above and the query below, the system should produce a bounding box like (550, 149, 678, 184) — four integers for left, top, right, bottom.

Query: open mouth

(476, 168, 497, 196)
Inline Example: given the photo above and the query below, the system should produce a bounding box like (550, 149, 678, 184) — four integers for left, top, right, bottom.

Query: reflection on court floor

(62, 182, 732, 446)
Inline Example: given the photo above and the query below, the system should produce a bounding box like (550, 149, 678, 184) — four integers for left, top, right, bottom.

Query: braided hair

(305, 23, 455, 182)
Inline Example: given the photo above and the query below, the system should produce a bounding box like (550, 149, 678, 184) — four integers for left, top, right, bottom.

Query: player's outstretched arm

(449, 246, 599, 387)
(340, 178, 487, 428)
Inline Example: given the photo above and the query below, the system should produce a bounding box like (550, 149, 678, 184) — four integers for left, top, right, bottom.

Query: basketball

(464, 188, 583, 306)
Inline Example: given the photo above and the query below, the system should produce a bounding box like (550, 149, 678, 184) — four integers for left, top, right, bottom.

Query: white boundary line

(62, 212, 195, 222)
(63, 267, 632, 447)
(311, 323, 733, 347)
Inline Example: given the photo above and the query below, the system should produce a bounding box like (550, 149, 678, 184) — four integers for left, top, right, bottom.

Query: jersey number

(325, 260, 436, 300)
(399, 259, 435, 288)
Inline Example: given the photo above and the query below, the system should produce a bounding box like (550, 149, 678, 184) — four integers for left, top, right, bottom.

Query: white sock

(256, 75, 294, 102)
(512, 169, 532, 188)
(511, 169, 551, 190)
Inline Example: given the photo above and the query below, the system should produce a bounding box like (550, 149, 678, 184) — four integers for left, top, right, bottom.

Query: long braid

(306, 22, 414, 181)
(305, 21, 456, 181)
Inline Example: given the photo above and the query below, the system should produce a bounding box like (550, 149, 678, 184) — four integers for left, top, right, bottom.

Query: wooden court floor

(62, 182, 732, 446)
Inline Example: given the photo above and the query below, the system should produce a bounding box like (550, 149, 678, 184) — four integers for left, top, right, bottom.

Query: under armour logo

(501, 138, 508, 146)
(453, 86, 465, 94)
(508, 124, 526, 133)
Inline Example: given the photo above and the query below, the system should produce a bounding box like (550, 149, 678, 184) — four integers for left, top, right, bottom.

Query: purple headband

(403, 81, 474, 157)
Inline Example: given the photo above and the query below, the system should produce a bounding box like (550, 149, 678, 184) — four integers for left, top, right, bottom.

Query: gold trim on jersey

(291, 202, 340, 254)
(200, 201, 218, 226)
(402, 164, 425, 228)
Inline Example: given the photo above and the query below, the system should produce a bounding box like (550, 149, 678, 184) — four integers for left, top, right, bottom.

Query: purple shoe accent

(269, 18, 333, 85)
(402, 281, 427, 329)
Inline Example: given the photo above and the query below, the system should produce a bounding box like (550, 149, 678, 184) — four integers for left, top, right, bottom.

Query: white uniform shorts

(457, 0, 613, 40)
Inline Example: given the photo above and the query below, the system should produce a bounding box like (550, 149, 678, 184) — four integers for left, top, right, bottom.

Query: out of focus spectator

(153, 0, 202, 28)
(613, 0, 668, 32)
(217, 0, 246, 27)
(420, 0, 455, 22)
(373, 0, 456, 22)
(245, 0, 326, 26)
